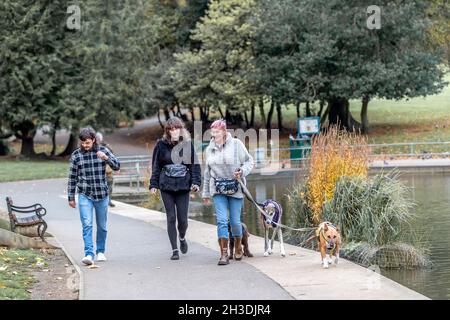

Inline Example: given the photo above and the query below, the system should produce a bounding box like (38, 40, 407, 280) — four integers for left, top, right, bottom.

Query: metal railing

(113, 156, 152, 192)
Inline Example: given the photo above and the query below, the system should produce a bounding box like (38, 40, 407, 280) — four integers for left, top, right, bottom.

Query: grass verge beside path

(0, 158, 69, 183)
(0, 247, 43, 300)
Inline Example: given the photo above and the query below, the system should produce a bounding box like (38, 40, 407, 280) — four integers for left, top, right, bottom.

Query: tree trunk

(58, 131, 78, 157)
(13, 121, 36, 157)
(200, 105, 209, 122)
(320, 103, 331, 128)
(50, 118, 60, 157)
(258, 97, 266, 126)
(276, 102, 283, 131)
(328, 98, 362, 132)
(361, 96, 370, 134)
(218, 106, 224, 118)
(163, 107, 171, 121)
(0, 140, 8, 156)
(296, 102, 301, 118)
(250, 102, 255, 127)
(190, 106, 195, 121)
(20, 136, 35, 157)
(318, 100, 324, 117)
(50, 129, 57, 156)
(266, 100, 275, 129)
(225, 109, 231, 123)
(244, 111, 250, 129)
(306, 101, 312, 117)
(157, 109, 164, 129)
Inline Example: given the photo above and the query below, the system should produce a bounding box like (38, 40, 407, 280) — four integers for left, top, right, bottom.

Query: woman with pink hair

(202, 119, 254, 265)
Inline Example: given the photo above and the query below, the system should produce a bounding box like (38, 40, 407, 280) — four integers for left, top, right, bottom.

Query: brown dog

(315, 222, 341, 269)
(229, 222, 253, 259)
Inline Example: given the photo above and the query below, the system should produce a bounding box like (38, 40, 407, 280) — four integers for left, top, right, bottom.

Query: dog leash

(237, 177, 316, 232)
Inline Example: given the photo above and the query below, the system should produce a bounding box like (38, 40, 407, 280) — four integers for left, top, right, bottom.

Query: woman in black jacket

(150, 117, 201, 260)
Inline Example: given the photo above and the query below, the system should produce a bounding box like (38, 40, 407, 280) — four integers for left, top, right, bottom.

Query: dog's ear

(324, 224, 328, 231)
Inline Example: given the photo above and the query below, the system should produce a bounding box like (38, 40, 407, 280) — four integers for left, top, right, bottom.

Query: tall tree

(58, 0, 162, 155)
(255, 0, 448, 132)
(171, 0, 260, 125)
(143, 0, 209, 123)
(0, 0, 69, 157)
(427, 0, 450, 65)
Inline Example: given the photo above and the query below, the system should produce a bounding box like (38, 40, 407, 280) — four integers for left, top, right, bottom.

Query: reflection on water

(380, 173, 450, 300)
(190, 171, 450, 300)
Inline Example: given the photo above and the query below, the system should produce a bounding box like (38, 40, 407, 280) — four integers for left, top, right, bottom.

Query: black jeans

(160, 190, 190, 251)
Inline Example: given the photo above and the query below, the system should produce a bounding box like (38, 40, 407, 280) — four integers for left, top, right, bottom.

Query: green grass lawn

(349, 74, 450, 144)
(0, 247, 43, 300)
(0, 159, 69, 183)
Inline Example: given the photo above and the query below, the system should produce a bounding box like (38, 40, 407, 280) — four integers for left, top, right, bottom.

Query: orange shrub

(306, 125, 369, 224)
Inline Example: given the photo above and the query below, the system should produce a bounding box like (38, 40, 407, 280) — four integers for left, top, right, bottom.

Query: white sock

(180, 237, 185, 241)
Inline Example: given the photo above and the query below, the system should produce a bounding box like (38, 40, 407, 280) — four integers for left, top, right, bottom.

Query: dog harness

(261, 199, 282, 228)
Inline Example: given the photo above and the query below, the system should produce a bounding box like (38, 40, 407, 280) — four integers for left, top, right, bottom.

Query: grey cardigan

(202, 132, 254, 199)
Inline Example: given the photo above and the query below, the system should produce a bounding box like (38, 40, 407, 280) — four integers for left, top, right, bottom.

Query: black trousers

(160, 190, 190, 251)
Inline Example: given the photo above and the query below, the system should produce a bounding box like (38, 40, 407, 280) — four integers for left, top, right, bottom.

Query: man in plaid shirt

(68, 127, 120, 265)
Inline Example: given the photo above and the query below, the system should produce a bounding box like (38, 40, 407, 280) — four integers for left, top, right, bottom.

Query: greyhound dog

(260, 199, 285, 257)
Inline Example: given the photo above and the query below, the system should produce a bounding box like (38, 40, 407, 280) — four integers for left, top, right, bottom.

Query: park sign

(298, 117, 320, 137)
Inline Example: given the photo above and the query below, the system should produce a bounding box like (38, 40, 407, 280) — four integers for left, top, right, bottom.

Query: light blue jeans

(213, 194, 243, 239)
(78, 194, 109, 258)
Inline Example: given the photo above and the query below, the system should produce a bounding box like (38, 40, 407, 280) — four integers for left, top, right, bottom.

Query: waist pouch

(214, 178, 239, 195)
(163, 164, 188, 177)
(160, 164, 190, 191)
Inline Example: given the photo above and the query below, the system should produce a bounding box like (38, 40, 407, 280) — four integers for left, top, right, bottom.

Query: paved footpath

(0, 179, 428, 300)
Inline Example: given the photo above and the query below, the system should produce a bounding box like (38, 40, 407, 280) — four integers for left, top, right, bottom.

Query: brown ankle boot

(234, 237, 243, 260)
(218, 238, 229, 265)
(242, 235, 253, 257)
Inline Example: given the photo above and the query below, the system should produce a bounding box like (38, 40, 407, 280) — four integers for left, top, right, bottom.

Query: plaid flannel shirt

(68, 145, 120, 201)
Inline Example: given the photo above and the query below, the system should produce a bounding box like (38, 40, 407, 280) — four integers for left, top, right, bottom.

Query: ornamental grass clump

(286, 125, 430, 269)
(306, 125, 369, 224)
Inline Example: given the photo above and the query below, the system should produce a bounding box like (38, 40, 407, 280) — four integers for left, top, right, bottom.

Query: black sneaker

(180, 239, 188, 254)
(170, 250, 180, 260)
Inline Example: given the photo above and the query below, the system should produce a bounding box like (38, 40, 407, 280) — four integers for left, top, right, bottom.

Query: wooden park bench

(5, 197, 48, 242)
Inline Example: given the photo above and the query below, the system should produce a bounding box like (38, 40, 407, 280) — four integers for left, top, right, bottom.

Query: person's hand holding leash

(69, 200, 76, 208)
(191, 184, 200, 192)
(96, 151, 109, 161)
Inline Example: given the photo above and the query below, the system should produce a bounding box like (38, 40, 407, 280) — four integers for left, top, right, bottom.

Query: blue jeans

(78, 194, 109, 258)
(213, 195, 243, 239)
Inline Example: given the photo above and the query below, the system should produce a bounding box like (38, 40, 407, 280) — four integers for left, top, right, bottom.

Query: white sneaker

(82, 255, 94, 265)
(96, 252, 107, 262)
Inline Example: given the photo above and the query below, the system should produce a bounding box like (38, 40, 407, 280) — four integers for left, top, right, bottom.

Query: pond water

(187, 171, 450, 300)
